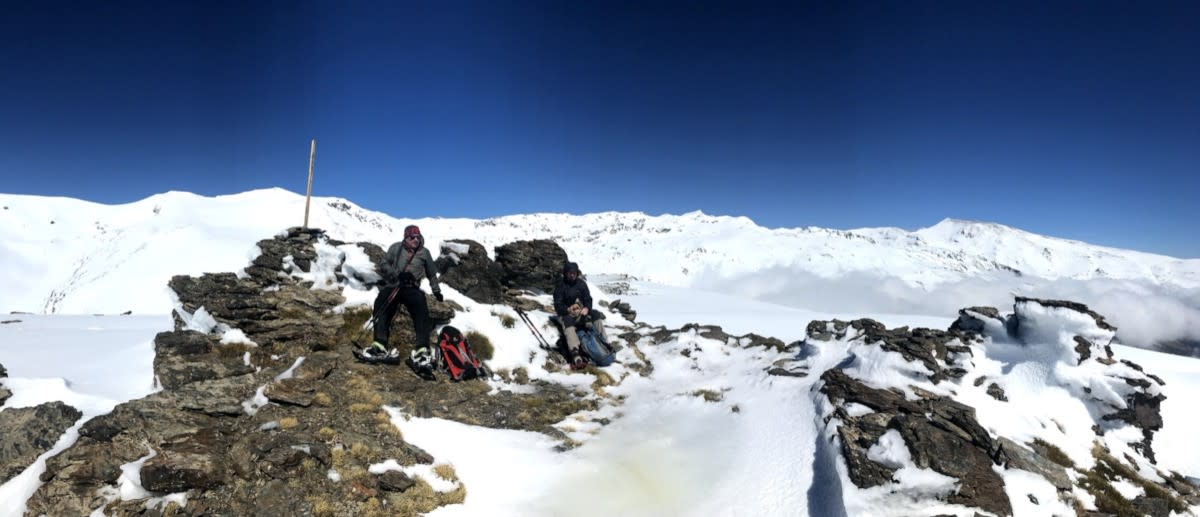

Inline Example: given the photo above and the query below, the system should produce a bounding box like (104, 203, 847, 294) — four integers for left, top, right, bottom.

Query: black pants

(373, 285, 431, 349)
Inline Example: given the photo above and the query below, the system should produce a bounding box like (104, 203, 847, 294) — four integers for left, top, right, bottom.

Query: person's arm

(580, 282, 594, 313)
(422, 249, 441, 299)
(380, 243, 399, 283)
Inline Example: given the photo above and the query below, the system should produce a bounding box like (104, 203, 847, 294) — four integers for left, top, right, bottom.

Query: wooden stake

(303, 138, 316, 229)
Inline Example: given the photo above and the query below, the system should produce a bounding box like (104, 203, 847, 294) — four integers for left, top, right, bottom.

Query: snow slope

(2, 188, 1198, 350)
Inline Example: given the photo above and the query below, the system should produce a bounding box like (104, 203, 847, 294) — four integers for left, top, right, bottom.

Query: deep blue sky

(2, 2, 1197, 257)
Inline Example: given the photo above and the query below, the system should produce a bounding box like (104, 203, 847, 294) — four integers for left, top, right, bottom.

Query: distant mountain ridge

(1, 188, 1198, 315)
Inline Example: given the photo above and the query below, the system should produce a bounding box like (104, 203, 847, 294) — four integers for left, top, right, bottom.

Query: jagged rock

(950, 306, 1008, 335)
(141, 435, 226, 492)
(243, 227, 325, 283)
(494, 239, 569, 293)
(808, 319, 974, 384)
(355, 241, 385, 267)
(171, 273, 345, 350)
(436, 239, 504, 304)
(0, 401, 82, 483)
(986, 383, 1008, 402)
(1132, 496, 1171, 517)
(607, 299, 637, 322)
(154, 330, 256, 389)
(379, 470, 416, 492)
(264, 378, 317, 407)
(996, 437, 1071, 490)
(821, 369, 1011, 516)
(1013, 296, 1117, 331)
(0, 362, 7, 377)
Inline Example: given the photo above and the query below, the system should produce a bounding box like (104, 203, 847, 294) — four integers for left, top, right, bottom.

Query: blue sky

(1, 2, 1197, 257)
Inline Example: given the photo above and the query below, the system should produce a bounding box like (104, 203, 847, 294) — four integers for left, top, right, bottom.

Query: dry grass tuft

(433, 463, 458, 482)
(692, 389, 723, 403)
(351, 442, 373, 461)
(465, 330, 494, 360)
(350, 403, 376, 414)
(313, 392, 332, 406)
(306, 495, 335, 517)
(391, 478, 442, 516)
(278, 417, 300, 429)
(498, 313, 516, 329)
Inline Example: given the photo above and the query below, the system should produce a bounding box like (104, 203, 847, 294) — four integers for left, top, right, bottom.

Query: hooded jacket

(553, 268, 592, 327)
(381, 234, 441, 296)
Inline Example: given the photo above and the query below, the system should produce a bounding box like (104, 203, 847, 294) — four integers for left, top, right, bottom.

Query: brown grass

(465, 330, 494, 360)
(306, 495, 335, 517)
(350, 403, 375, 414)
(278, 417, 299, 429)
(433, 463, 459, 482)
(313, 392, 332, 406)
(318, 427, 337, 441)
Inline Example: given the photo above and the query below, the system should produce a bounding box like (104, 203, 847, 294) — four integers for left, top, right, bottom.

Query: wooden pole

(303, 138, 316, 229)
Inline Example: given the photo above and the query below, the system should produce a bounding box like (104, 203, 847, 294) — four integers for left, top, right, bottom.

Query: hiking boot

(365, 341, 388, 357)
(410, 347, 435, 370)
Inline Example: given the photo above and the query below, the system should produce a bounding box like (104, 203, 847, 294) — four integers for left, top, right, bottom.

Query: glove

(434, 292, 444, 302)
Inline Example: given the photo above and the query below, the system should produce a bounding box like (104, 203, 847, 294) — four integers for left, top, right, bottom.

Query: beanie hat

(404, 225, 421, 239)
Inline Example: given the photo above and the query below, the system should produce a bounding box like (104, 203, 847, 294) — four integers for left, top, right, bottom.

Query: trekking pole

(514, 307, 553, 350)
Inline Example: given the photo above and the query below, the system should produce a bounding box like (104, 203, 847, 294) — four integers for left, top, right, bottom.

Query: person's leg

(564, 324, 581, 353)
(399, 288, 432, 350)
(372, 286, 402, 346)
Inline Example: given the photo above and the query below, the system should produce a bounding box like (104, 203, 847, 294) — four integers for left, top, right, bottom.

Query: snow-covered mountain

(3, 188, 1198, 349)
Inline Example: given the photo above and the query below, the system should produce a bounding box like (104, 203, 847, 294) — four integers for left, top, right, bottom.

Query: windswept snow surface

(3, 188, 1198, 351)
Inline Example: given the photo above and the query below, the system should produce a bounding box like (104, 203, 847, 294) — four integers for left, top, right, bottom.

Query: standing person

(553, 261, 608, 368)
(368, 225, 443, 368)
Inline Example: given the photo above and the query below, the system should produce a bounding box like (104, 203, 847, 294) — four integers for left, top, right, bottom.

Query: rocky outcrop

(603, 299, 637, 322)
(807, 318, 976, 384)
(435, 239, 504, 304)
(0, 401, 82, 483)
(25, 228, 606, 517)
(494, 239, 569, 293)
(821, 368, 1011, 516)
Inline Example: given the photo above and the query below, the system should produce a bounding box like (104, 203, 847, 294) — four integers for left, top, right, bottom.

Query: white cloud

(693, 267, 1200, 354)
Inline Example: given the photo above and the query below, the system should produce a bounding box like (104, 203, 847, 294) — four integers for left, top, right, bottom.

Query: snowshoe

(405, 356, 437, 381)
(353, 346, 402, 365)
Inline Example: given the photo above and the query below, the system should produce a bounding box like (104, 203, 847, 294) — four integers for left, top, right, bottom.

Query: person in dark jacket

(553, 261, 608, 368)
(369, 225, 443, 365)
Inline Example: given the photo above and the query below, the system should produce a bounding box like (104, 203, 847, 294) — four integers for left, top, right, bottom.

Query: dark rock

(1132, 496, 1171, 517)
(0, 319, 19, 324)
(986, 383, 1008, 402)
(155, 330, 216, 355)
(0, 387, 9, 407)
(243, 227, 325, 283)
(821, 369, 1010, 516)
(608, 299, 637, 322)
(1013, 297, 1117, 332)
(1074, 335, 1094, 363)
(379, 470, 416, 492)
(494, 239, 569, 293)
(950, 306, 1004, 335)
(835, 412, 898, 488)
(141, 445, 225, 492)
(0, 362, 6, 377)
(1102, 389, 1165, 463)
(897, 415, 1010, 516)
(0, 401, 82, 483)
(996, 437, 1071, 490)
(355, 241, 386, 267)
(436, 239, 504, 304)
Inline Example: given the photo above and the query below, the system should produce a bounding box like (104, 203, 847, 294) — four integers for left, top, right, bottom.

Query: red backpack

(436, 326, 487, 381)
